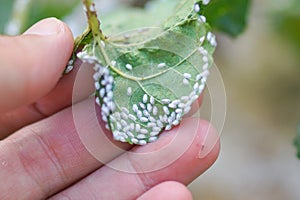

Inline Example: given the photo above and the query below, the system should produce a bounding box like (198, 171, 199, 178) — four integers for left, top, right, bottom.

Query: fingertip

(197, 119, 221, 160)
(0, 18, 74, 112)
(138, 181, 193, 200)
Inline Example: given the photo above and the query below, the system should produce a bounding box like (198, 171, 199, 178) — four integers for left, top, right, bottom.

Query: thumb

(0, 18, 74, 113)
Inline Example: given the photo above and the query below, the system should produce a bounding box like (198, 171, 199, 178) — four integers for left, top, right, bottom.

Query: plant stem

(82, 0, 106, 43)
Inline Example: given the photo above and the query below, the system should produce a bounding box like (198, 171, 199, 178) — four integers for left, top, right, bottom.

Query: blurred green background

(1, 0, 300, 199)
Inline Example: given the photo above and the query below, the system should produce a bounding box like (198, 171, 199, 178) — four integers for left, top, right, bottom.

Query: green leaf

(100, 0, 181, 35)
(204, 0, 251, 37)
(272, 1, 300, 53)
(0, 0, 15, 34)
(294, 125, 300, 159)
(100, 0, 251, 38)
(78, 0, 216, 145)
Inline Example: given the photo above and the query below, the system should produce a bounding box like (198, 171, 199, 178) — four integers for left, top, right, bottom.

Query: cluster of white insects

(77, 0, 216, 145)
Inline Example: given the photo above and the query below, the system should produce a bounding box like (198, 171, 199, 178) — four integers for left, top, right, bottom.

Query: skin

(0, 18, 220, 200)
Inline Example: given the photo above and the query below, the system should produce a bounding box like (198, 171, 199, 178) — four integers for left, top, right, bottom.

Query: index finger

(0, 18, 73, 113)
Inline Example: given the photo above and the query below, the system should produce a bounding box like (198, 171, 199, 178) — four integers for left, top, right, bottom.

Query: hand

(0, 18, 220, 200)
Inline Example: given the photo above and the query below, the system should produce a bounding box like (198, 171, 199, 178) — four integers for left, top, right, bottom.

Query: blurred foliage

(204, 0, 251, 37)
(272, 0, 300, 53)
(25, 0, 80, 32)
(0, 0, 80, 35)
(273, 1, 300, 159)
(0, 0, 15, 33)
(1, 0, 251, 37)
(295, 125, 300, 159)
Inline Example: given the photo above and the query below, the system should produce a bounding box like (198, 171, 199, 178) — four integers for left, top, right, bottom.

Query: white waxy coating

(143, 110, 150, 117)
(140, 117, 149, 123)
(126, 64, 133, 71)
(139, 140, 147, 145)
(198, 15, 206, 23)
(127, 132, 135, 138)
(137, 134, 146, 139)
(111, 60, 117, 66)
(140, 129, 148, 134)
(100, 40, 106, 48)
(203, 56, 209, 63)
(107, 91, 113, 99)
(107, 102, 116, 112)
(129, 114, 137, 121)
(194, 3, 200, 13)
(150, 132, 159, 136)
(152, 106, 158, 115)
(148, 122, 157, 127)
(102, 106, 110, 116)
(207, 32, 213, 41)
(93, 72, 100, 81)
(157, 62, 167, 68)
(181, 96, 189, 101)
(147, 104, 153, 112)
(121, 119, 127, 127)
(95, 82, 101, 90)
(100, 88, 105, 98)
(143, 94, 148, 103)
(149, 117, 156, 123)
(161, 99, 171, 104)
(203, 0, 210, 5)
(121, 112, 128, 120)
(199, 36, 205, 43)
(183, 73, 192, 79)
(196, 74, 202, 81)
(172, 120, 180, 126)
(203, 63, 209, 70)
(139, 103, 146, 109)
(137, 111, 143, 119)
(163, 106, 170, 115)
(133, 104, 139, 113)
(165, 125, 172, 131)
(183, 78, 189, 85)
(121, 107, 130, 114)
(198, 84, 205, 93)
(136, 124, 141, 132)
(176, 109, 183, 114)
(201, 70, 210, 77)
(194, 82, 199, 90)
(148, 137, 158, 143)
(152, 127, 161, 132)
(150, 96, 155, 105)
(127, 87, 132, 96)
(95, 97, 100, 105)
(168, 102, 177, 109)
(156, 120, 164, 128)
(131, 138, 139, 144)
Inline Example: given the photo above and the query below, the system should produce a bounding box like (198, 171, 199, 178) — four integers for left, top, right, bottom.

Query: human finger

(0, 18, 73, 113)
(137, 181, 193, 200)
(0, 99, 132, 200)
(50, 118, 220, 200)
(0, 61, 95, 139)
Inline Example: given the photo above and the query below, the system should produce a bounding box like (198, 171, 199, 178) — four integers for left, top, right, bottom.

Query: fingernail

(23, 18, 64, 36)
(198, 124, 219, 159)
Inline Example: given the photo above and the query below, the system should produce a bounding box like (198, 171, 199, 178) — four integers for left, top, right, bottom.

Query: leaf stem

(82, 0, 106, 43)
(82, 0, 115, 68)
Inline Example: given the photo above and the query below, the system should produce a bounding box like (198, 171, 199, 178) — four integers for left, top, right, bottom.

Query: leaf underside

(78, 0, 217, 145)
